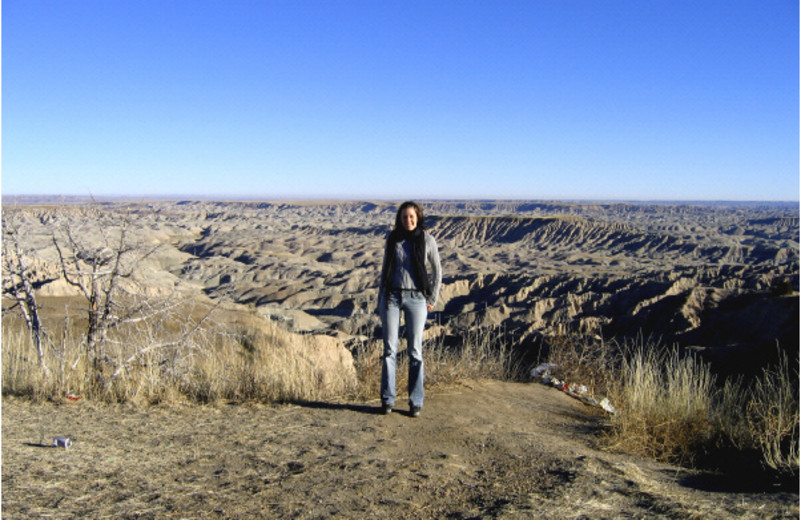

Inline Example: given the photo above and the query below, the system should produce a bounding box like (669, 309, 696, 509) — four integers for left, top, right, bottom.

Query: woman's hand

(426, 303, 434, 312)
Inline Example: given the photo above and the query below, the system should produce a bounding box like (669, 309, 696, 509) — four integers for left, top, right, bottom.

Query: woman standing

(378, 201, 442, 417)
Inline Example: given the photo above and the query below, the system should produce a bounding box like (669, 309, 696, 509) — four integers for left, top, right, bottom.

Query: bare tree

(4, 204, 219, 398)
(50, 207, 218, 391)
(2, 217, 51, 377)
(52, 212, 162, 385)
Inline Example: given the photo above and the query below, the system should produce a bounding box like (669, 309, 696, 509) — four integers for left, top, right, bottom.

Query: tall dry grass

(2, 307, 357, 406)
(423, 325, 523, 385)
(546, 335, 799, 476)
(714, 349, 799, 475)
(748, 352, 799, 474)
(606, 344, 716, 465)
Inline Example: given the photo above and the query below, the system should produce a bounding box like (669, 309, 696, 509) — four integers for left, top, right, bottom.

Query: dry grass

(546, 335, 799, 476)
(7, 286, 795, 479)
(351, 324, 522, 402)
(4, 300, 520, 408)
(2, 304, 357, 406)
(748, 352, 799, 474)
(714, 349, 799, 475)
(605, 344, 716, 465)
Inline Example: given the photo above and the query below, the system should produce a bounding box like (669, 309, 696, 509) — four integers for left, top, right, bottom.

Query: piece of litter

(53, 436, 72, 448)
(531, 362, 558, 379)
(568, 384, 588, 395)
(537, 371, 616, 414)
(600, 398, 616, 414)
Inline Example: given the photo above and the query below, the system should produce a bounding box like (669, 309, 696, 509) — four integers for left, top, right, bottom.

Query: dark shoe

(410, 406, 421, 418)
(381, 404, 393, 415)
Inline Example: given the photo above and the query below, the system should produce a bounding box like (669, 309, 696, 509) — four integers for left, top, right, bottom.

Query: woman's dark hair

(394, 201, 425, 231)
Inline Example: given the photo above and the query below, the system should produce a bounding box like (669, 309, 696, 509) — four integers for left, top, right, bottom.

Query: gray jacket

(379, 231, 442, 308)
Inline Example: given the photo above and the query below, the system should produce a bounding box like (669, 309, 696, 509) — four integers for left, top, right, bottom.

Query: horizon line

(2, 194, 798, 206)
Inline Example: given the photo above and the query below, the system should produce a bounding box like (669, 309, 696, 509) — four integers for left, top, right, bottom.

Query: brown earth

(3, 380, 797, 519)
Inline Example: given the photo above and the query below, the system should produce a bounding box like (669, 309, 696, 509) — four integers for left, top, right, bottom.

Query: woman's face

(400, 207, 418, 231)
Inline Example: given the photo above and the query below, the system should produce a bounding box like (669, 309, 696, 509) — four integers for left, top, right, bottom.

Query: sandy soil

(3, 381, 796, 519)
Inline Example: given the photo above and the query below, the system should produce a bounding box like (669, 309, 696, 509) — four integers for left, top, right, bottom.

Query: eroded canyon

(4, 199, 797, 376)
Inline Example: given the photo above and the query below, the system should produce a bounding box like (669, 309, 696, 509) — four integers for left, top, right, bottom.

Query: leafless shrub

(2, 204, 218, 399)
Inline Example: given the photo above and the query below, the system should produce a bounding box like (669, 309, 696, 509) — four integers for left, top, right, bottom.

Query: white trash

(530, 362, 558, 379)
(569, 384, 588, 395)
(53, 436, 72, 448)
(532, 362, 615, 414)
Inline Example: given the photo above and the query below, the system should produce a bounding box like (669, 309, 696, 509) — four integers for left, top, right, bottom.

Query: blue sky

(3, 1, 798, 201)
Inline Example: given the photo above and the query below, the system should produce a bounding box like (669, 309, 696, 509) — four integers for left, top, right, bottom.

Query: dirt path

(3, 380, 797, 519)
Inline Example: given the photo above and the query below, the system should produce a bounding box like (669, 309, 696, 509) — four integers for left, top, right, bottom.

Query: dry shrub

(545, 335, 715, 464)
(404, 324, 525, 390)
(350, 335, 385, 401)
(447, 325, 524, 381)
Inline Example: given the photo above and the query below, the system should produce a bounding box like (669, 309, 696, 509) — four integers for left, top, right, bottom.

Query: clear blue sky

(3, 1, 798, 201)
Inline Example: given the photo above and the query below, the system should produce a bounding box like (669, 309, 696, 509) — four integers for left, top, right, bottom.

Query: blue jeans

(380, 290, 427, 408)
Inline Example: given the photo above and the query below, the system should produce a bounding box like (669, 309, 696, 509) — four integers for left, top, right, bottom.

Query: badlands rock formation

(3, 199, 797, 375)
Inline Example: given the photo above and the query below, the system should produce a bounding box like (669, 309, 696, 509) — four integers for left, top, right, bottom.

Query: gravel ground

(3, 380, 797, 519)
